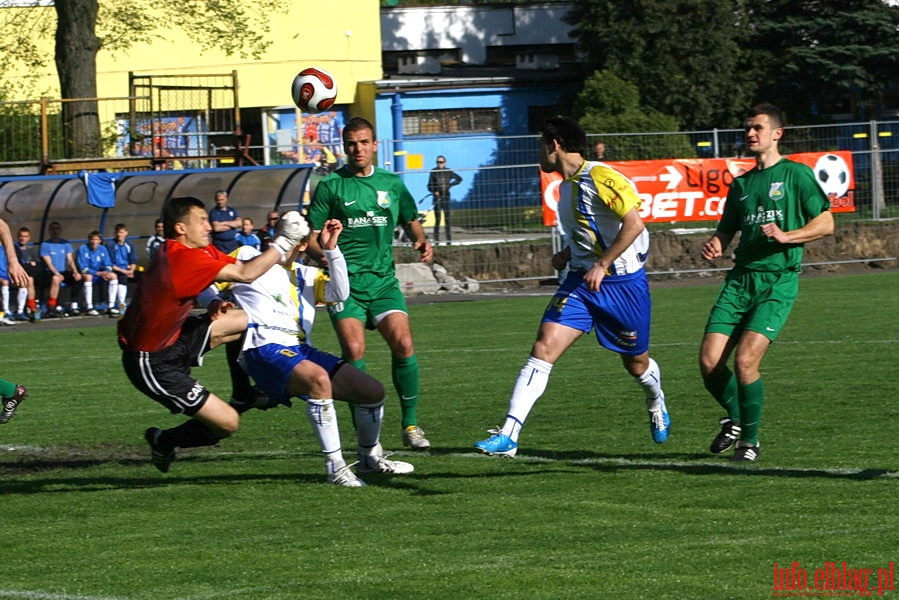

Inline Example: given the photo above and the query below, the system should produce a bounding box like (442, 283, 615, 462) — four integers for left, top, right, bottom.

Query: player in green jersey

(307, 117, 434, 450)
(700, 103, 834, 462)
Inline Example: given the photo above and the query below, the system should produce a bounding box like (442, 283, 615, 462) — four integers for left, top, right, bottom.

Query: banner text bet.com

(540, 151, 855, 225)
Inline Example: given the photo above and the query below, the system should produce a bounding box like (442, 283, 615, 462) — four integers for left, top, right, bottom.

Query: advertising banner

(541, 151, 855, 225)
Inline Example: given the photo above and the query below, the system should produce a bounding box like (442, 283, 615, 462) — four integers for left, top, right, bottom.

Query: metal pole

(870, 120, 884, 220)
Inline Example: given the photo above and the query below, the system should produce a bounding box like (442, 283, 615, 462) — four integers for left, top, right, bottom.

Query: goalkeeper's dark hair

(163, 196, 205, 239)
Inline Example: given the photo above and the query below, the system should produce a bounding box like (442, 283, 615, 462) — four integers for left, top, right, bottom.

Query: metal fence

(372, 120, 899, 231)
(1, 101, 896, 288)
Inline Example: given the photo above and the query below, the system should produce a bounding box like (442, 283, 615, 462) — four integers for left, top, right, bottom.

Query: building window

(403, 109, 501, 136)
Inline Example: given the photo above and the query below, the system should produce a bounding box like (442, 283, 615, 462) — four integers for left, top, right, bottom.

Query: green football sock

(0, 378, 16, 399)
(704, 367, 740, 422)
(738, 378, 765, 445)
(392, 354, 419, 429)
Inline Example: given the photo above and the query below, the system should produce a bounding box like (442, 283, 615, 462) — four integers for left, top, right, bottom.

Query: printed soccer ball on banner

(814, 153, 850, 198)
(290, 68, 338, 114)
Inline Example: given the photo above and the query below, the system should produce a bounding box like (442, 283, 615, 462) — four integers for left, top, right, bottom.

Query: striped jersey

(557, 161, 649, 276)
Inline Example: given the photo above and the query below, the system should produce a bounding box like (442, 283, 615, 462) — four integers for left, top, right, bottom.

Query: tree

(743, 0, 899, 122)
(574, 70, 695, 159)
(566, 0, 756, 130)
(0, 0, 285, 158)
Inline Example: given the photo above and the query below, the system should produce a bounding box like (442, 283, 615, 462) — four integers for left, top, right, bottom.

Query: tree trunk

(54, 0, 102, 159)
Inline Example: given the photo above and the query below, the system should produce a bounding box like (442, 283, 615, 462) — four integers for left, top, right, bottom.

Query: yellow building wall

(6, 1, 381, 112)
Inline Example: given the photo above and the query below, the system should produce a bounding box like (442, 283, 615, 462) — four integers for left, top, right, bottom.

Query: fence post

(870, 120, 884, 220)
(712, 128, 720, 158)
(40, 97, 50, 165)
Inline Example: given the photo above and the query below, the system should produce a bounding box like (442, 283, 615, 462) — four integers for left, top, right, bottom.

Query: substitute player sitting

(216, 217, 413, 486)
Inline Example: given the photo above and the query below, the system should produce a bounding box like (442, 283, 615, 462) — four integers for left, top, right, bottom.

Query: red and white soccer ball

(291, 68, 337, 114)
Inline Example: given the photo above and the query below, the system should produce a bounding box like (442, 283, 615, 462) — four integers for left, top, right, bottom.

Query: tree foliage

(743, 0, 899, 122)
(566, 0, 755, 130)
(575, 70, 695, 159)
(567, 0, 899, 128)
(0, 0, 285, 157)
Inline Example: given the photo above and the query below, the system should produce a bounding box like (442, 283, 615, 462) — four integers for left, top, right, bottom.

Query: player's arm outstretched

(216, 211, 308, 283)
(317, 219, 349, 303)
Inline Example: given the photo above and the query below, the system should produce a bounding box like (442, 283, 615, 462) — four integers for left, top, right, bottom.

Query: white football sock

(1, 285, 8, 313)
(638, 358, 666, 411)
(107, 279, 118, 307)
(352, 401, 384, 454)
(502, 356, 553, 442)
(83, 280, 93, 308)
(305, 398, 345, 471)
(16, 287, 27, 312)
(116, 280, 127, 305)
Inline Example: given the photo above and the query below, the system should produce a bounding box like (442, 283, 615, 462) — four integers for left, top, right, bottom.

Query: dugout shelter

(0, 164, 314, 267)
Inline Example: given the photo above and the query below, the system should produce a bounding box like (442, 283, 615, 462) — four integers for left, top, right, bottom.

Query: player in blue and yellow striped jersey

(474, 117, 669, 457)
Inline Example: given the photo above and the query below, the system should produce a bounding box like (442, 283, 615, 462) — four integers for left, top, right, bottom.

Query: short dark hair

(541, 117, 587, 156)
(88, 230, 101, 239)
(114, 223, 127, 232)
(344, 117, 376, 141)
(748, 103, 785, 129)
(163, 196, 204, 239)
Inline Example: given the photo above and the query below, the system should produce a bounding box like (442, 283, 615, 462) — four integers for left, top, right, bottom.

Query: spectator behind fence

(106, 223, 137, 314)
(235, 218, 261, 250)
(77, 230, 119, 317)
(257, 211, 280, 250)
(146, 218, 165, 263)
(426, 155, 462, 244)
(209, 190, 241, 253)
(594, 139, 606, 160)
(40, 221, 82, 317)
(14, 227, 41, 322)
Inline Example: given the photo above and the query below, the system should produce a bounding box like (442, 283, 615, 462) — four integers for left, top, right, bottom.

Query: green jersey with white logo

(718, 158, 830, 272)
(309, 166, 419, 277)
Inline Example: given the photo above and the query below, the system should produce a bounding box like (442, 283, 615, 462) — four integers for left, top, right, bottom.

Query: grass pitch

(1, 271, 897, 599)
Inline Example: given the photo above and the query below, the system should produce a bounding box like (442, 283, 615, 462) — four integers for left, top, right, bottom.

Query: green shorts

(327, 272, 408, 330)
(704, 268, 799, 341)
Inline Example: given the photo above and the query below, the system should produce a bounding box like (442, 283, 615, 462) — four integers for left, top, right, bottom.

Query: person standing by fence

(426, 155, 462, 244)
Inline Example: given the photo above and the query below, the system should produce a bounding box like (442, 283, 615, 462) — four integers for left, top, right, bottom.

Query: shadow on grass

(0, 447, 441, 495)
(2, 444, 894, 496)
(427, 446, 896, 482)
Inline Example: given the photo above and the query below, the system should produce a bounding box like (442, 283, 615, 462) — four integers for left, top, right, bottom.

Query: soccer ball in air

(814, 153, 850, 198)
(291, 68, 338, 114)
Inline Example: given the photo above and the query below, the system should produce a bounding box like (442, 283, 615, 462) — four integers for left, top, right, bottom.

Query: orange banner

(541, 151, 855, 225)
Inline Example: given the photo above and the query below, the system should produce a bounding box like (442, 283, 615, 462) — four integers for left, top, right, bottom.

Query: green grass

(1, 271, 897, 599)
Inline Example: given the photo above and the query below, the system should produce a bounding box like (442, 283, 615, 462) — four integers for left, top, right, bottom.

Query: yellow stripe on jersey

(585, 164, 641, 219)
(313, 271, 330, 306)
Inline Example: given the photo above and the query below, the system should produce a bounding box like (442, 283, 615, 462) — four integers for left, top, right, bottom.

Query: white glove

(272, 211, 310, 254)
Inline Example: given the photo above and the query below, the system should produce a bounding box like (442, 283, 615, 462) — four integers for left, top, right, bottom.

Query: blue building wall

(373, 84, 565, 210)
